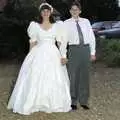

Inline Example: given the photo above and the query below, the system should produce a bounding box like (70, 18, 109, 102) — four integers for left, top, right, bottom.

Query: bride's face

(41, 9, 51, 19)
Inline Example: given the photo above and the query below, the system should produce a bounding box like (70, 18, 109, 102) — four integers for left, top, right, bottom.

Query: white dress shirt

(64, 17, 96, 55)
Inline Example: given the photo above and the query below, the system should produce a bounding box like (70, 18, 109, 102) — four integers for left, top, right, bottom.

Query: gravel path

(0, 61, 120, 120)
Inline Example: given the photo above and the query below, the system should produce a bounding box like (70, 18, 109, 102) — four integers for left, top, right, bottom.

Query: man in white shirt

(64, 2, 96, 110)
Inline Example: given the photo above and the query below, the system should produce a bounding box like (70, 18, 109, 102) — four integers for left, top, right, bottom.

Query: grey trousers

(67, 45, 90, 105)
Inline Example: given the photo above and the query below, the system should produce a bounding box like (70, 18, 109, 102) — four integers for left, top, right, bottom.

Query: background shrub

(96, 38, 120, 67)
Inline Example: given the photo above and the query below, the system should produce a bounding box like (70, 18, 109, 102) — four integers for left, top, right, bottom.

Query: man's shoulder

(64, 18, 72, 23)
(55, 20, 64, 25)
(64, 17, 90, 22)
(80, 17, 90, 22)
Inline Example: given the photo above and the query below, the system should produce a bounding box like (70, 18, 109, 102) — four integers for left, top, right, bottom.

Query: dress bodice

(27, 21, 67, 57)
(27, 21, 60, 45)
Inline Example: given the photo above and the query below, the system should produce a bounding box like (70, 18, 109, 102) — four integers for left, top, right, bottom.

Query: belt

(69, 44, 89, 47)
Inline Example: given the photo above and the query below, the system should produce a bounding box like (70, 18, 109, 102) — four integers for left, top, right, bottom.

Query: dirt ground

(0, 60, 120, 120)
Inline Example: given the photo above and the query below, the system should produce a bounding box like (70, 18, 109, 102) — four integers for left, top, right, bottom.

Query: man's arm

(87, 19, 96, 61)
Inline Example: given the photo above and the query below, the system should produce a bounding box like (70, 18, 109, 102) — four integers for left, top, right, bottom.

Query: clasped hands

(61, 58, 68, 65)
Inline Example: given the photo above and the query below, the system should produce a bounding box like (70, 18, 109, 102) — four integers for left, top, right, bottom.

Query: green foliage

(0, 1, 39, 59)
(97, 38, 120, 67)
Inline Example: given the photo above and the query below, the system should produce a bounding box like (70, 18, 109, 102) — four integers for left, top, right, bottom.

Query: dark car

(92, 21, 120, 38)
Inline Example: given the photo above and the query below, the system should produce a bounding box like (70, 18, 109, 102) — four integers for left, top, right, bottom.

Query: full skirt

(7, 44, 71, 115)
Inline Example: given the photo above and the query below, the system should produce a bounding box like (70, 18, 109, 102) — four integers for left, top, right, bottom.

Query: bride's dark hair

(39, 5, 55, 24)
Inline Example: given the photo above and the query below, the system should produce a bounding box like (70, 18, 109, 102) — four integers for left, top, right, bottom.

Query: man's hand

(61, 58, 68, 65)
(91, 55, 96, 62)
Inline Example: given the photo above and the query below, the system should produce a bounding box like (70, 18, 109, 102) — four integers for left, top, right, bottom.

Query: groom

(64, 2, 96, 110)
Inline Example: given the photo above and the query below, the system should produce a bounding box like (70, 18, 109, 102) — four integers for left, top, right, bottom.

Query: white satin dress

(7, 21, 71, 115)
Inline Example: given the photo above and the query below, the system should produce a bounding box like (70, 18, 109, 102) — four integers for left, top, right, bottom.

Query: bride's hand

(29, 41, 37, 51)
(61, 58, 68, 65)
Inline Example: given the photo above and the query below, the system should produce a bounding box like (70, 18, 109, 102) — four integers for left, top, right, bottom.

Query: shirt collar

(71, 17, 82, 22)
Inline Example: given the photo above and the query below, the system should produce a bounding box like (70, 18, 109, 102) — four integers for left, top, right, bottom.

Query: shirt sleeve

(27, 21, 37, 43)
(87, 19, 96, 55)
(55, 21, 68, 58)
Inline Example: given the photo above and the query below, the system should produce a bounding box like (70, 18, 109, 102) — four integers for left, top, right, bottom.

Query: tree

(87, 0, 119, 20)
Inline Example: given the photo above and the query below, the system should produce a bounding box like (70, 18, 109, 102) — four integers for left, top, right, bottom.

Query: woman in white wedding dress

(7, 3, 71, 115)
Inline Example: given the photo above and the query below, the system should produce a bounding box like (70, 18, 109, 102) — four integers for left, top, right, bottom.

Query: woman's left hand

(61, 58, 68, 65)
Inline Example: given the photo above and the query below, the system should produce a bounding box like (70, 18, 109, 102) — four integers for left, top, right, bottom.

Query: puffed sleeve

(55, 21, 68, 58)
(27, 21, 38, 43)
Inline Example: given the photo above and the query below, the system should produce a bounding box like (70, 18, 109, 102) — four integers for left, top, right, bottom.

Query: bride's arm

(29, 41, 37, 51)
(27, 21, 38, 51)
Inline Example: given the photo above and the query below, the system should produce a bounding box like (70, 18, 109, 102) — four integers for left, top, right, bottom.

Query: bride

(7, 3, 71, 115)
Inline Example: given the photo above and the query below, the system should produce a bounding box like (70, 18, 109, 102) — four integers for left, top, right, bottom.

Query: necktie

(76, 21, 84, 45)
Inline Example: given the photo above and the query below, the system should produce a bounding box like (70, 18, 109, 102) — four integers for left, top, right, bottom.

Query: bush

(97, 38, 120, 67)
(0, 2, 39, 59)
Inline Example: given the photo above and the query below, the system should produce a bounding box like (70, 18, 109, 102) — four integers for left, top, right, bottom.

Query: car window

(92, 22, 103, 29)
(112, 21, 120, 28)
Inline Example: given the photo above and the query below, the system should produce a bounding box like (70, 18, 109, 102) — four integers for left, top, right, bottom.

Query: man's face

(70, 5, 81, 18)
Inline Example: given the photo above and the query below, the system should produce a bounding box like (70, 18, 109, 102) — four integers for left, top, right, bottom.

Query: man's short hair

(69, 2, 81, 10)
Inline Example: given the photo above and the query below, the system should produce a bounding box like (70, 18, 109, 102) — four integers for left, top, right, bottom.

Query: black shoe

(71, 105, 77, 110)
(80, 105, 90, 110)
